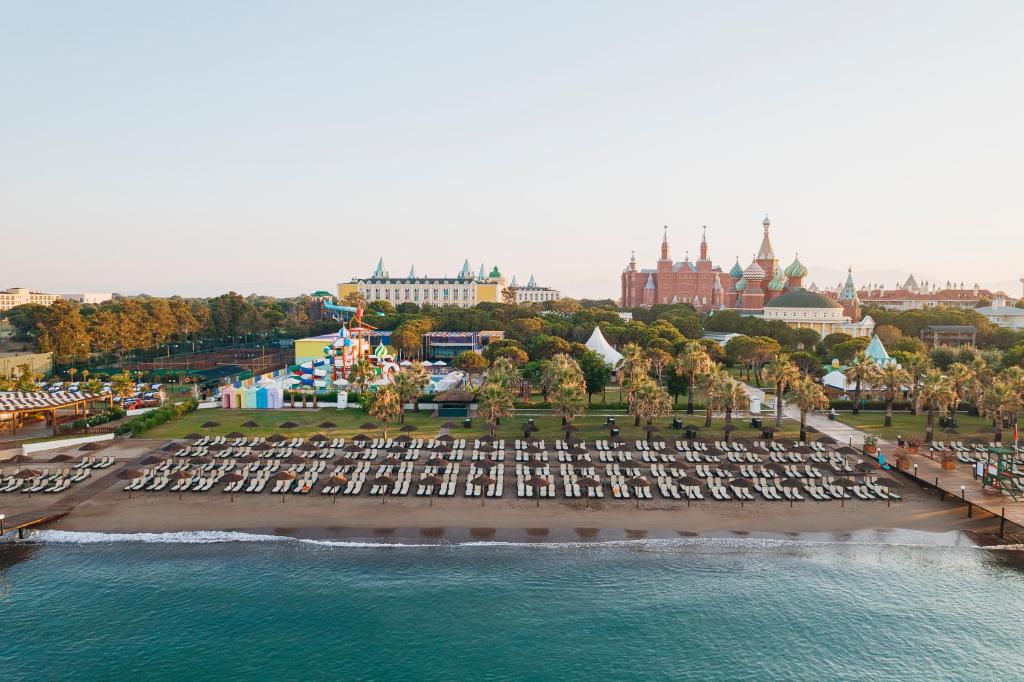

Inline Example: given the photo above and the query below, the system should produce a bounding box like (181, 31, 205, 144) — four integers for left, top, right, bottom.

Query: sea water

(1, 530, 1022, 681)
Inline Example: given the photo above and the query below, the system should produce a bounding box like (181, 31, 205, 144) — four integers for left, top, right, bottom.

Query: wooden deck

(876, 447, 1024, 537)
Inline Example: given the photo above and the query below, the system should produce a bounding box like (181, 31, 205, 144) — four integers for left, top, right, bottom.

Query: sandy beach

(0, 440, 1004, 540)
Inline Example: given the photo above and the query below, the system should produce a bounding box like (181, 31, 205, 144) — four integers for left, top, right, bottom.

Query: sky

(2, 1, 1022, 300)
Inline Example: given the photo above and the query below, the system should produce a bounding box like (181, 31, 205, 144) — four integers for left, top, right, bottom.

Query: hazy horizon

(3, 2, 1022, 301)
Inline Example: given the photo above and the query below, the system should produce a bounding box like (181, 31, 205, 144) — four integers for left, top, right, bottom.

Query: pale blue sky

(2, 1, 1022, 299)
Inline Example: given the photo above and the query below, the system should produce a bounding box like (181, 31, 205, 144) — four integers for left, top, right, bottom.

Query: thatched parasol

(79, 442, 103, 452)
(360, 422, 380, 430)
(226, 431, 245, 439)
(49, 454, 75, 462)
(185, 432, 203, 440)
(118, 468, 145, 480)
(191, 455, 212, 465)
(279, 421, 299, 429)
(272, 470, 297, 481)
(381, 455, 402, 466)
(241, 420, 260, 428)
(318, 421, 337, 429)
(729, 477, 754, 488)
(399, 424, 418, 433)
(161, 442, 180, 452)
(477, 457, 499, 469)
(469, 474, 496, 487)
(342, 443, 364, 453)
(308, 434, 328, 444)
(677, 474, 703, 487)
(393, 434, 412, 444)
(201, 421, 220, 429)
(266, 434, 286, 443)
(440, 420, 457, 429)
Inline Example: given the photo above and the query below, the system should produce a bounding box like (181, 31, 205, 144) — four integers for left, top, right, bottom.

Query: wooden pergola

(0, 391, 113, 436)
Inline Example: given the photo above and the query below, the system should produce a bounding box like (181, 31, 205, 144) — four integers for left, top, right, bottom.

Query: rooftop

(764, 288, 843, 309)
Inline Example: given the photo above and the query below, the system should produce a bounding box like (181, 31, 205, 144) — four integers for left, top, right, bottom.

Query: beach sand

(2, 440, 1005, 539)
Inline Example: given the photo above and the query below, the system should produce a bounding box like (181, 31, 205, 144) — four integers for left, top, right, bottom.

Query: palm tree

(714, 381, 750, 438)
(367, 385, 402, 438)
(550, 382, 586, 438)
(845, 351, 880, 415)
(405, 361, 431, 411)
(675, 341, 712, 415)
(902, 352, 931, 415)
(645, 349, 672, 385)
(877, 362, 912, 428)
(347, 358, 375, 394)
(111, 372, 135, 402)
(788, 376, 829, 443)
(916, 369, 954, 444)
(979, 379, 1021, 444)
(630, 378, 672, 438)
(618, 344, 652, 426)
(67, 367, 78, 385)
(763, 355, 800, 428)
(701, 366, 729, 427)
(476, 381, 514, 435)
(944, 363, 979, 428)
(83, 378, 104, 396)
(391, 370, 421, 423)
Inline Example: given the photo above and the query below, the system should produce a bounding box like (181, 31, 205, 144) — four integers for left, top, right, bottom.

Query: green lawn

(144, 407, 802, 443)
(833, 411, 1000, 443)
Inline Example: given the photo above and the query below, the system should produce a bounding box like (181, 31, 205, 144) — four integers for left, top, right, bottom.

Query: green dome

(729, 258, 744, 279)
(767, 268, 786, 291)
(488, 266, 501, 278)
(734, 277, 747, 291)
(765, 288, 842, 309)
(784, 256, 808, 279)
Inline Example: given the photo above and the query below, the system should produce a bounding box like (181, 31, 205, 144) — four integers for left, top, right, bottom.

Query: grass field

(833, 411, 1000, 443)
(144, 407, 803, 443)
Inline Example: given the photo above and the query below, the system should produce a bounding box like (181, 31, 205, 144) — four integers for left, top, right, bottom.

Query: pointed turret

(510, 274, 518, 287)
(457, 259, 473, 280)
(644, 273, 655, 290)
(660, 226, 670, 261)
(784, 253, 808, 289)
(408, 265, 417, 279)
(757, 215, 775, 261)
(699, 225, 709, 261)
(729, 257, 744, 279)
(527, 274, 536, 287)
(627, 250, 638, 272)
(372, 258, 387, 278)
(840, 266, 858, 301)
(477, 263, 486, 280)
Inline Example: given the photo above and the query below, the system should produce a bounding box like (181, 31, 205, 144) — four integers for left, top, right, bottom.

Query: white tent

(585, 326, 623, 366)
(822, 370, 849, 391)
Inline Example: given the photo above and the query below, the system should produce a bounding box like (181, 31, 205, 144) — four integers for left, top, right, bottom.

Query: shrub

(116, 398, 198, 436)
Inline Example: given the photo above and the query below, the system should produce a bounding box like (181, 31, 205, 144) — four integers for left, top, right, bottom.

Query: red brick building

(621, 216, 800, 312)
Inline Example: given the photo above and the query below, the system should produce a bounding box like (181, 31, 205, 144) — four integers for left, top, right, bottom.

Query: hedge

(115, 398, 198, 436)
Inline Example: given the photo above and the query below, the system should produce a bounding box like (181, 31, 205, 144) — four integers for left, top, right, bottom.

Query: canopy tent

(585, 327, 623, 366)
(822, 370, 849, 392)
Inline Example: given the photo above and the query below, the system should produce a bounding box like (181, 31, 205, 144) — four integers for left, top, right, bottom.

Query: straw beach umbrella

(577, 475, 601, 508)
(327, 473, 348, 503)
(271, 469, 296, 502)
(373, 474, 395, 504)
(469, 474, 496, 506)
(221, 471, 245, 502)
(626, 475, 652, 508)
(526, 474, 549, 507)
(118, 467, 145, 499)
(776, 477, 802, 507)
(399, 424, 418, 433)
(168, 469, 192, 501)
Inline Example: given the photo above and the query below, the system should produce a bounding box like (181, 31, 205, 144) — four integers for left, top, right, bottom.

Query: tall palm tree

(916, 369, 954, 444)
(979, 379, 1021, 444)
(405, 361, 432, 412)
(476, 381, 515, 435)
(845, 351, 880, 415)
(111, 372, 135, 402)
(391, 370, 421, 423)
(347, 358, 375, 394)
(944, 363, 979, 428)
(630, 378, 672, 436)
(701, 366, 729, 427)
(367, 385, 402, 438)
(902, 352, 931, 416)
(789, 376, 829, 443)
(877, 362, 912, 428)
(763, 355, 800, 428)
(716, 382, 750, 430)
(675, 341, 712, 415)
(550, 382, 586, 438)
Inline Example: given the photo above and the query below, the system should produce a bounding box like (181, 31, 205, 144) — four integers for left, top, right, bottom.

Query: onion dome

(742, 260, 766, 282)
(784, 255, 808, 279)
(729, 257, 744, 279)
(734, 277, 747, 291)
(767, 268, 786, 291)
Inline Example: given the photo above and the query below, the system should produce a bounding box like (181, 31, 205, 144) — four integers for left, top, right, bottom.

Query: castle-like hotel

(621, 217, 873, 337)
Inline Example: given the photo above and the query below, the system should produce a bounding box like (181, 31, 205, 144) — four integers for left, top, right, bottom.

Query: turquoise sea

(1, 530, 1023, 681)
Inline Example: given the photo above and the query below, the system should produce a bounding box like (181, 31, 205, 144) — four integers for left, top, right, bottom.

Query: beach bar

(0, 390, 113, 436)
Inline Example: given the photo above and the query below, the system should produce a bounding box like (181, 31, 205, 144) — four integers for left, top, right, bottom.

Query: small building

(294, 331, 392, 365)
(975, 296, 1024, 330)
(762, 288, 873, 337)
(434, 389, 474, 417)
(421, 331, 504, 360)
(508, 274, 561, 303)
(920, 325, 977, 348)
(702, 331, 742, 347)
